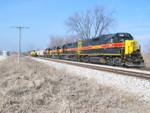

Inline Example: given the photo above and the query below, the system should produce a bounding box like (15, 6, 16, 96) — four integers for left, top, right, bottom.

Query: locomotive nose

(125, 40, 138, 55)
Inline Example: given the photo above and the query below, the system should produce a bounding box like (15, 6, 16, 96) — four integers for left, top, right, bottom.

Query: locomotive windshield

(118, 33, 133, 42)
(113, 33, 133, 43)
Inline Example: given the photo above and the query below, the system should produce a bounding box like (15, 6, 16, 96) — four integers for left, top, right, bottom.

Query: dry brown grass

(143, 53, 150, 69)
(0, 55, 149, 113)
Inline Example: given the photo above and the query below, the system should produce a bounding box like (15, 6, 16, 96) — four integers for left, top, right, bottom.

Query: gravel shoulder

(0, 56, 150, 113)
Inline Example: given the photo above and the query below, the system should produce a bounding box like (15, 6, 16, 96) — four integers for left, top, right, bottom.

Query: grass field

(0, 55, 150, 113)
(143, 53, 150, 69)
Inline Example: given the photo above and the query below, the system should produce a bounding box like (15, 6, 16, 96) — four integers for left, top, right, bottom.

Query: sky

(0, 0, 150, 52)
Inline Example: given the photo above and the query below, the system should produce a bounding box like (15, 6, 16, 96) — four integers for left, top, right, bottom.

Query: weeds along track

(31, 57, 150, 80)
(1, 56, 150, 113)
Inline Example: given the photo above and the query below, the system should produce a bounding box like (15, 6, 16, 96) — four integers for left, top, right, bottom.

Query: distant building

(3, 49, 10, 56)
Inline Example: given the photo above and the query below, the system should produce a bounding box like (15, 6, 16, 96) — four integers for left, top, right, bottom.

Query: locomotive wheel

(113, 57, 121, 66)
(84, 56, 90, 63)
(107, 58, 113, 65)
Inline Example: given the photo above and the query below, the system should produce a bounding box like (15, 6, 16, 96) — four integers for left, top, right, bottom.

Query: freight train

(30, 33, 144, 67)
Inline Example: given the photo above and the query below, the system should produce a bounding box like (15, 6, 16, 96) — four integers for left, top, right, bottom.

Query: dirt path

(0, 56, 150, 113)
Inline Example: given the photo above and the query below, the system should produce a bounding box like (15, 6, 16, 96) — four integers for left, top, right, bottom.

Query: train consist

(30, 33, 144, 67)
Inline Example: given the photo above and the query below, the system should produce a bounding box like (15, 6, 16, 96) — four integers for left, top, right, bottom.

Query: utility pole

(11, 26, 30, 63)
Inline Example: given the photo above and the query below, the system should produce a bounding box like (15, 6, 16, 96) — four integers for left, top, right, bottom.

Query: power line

(10, 26, 30, 63)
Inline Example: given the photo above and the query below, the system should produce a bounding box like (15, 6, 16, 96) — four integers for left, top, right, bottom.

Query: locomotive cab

(112, 33, 133, 43)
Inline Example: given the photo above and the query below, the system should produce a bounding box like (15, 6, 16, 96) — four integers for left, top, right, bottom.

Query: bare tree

(49, 35, 77, 48)
(64, 35, 77, 43)
(65, 6, 115, 40)
(49, 35, 63, 48)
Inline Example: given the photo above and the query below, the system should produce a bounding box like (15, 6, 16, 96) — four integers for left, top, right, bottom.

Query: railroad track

(31, 57, 150, 80)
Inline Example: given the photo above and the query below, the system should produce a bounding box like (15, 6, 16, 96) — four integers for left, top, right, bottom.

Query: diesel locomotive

(30, 33, 144, 67)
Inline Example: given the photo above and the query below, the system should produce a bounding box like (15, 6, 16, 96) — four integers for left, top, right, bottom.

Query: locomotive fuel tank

(89, 56, 107, 64)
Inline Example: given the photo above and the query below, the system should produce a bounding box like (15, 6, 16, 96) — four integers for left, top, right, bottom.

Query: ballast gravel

(32, 57, 150, 103)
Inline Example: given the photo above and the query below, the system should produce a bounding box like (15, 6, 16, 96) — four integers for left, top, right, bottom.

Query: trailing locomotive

(30, 50, 37, 57)
(31, 33, 144, 67)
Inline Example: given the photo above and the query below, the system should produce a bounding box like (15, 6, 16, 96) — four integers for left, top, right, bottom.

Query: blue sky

(0, 0, 150, 52)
